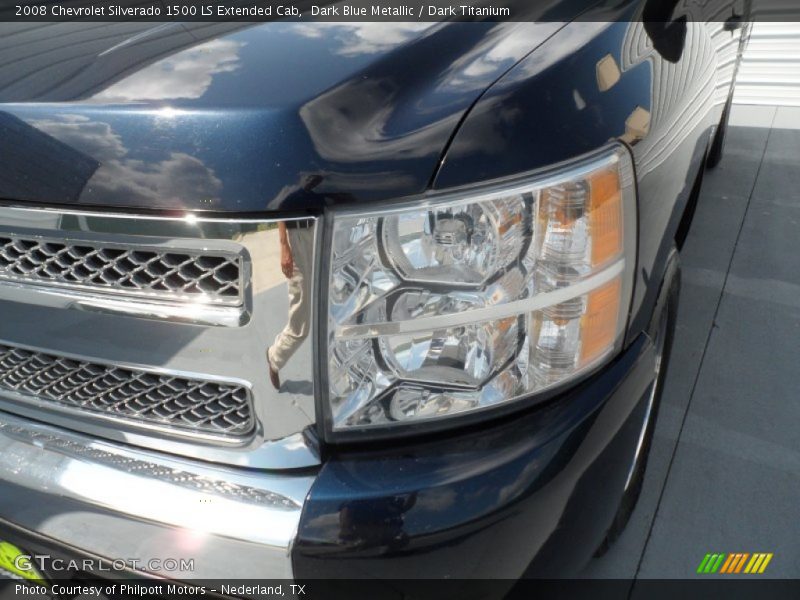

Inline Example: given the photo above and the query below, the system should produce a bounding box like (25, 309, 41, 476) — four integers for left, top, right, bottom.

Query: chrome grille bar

(0, 341, 254, 438)
(0, 233, 242, 305)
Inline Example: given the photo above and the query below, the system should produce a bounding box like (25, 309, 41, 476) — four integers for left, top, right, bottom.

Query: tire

(594, 249, 680, 557)
(706, 94, 732, 169)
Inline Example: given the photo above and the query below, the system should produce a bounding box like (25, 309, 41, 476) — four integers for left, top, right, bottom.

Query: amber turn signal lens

(580, 276, 622, 366)
(588, 168, 623, 268)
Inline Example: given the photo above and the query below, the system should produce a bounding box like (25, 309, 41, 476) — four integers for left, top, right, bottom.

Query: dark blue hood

(0, 21, 566, 213)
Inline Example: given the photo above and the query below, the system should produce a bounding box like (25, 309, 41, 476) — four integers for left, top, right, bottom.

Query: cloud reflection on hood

(31, 114, 223, 206)
(292, 22, 436, 57)
(92, 39, 244, 103)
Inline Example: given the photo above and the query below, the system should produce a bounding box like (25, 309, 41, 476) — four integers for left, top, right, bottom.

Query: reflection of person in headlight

(266, 220, 313, 390)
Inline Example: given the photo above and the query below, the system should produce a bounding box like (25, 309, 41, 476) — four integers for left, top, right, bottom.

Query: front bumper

(0, 410, 315, 581)
(293, 334, 657, 580)
(0, 333, 656, 584)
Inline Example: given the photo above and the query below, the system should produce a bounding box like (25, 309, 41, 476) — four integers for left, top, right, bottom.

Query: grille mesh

(0, 342, 253, 436)
(0, 234, 241, 303)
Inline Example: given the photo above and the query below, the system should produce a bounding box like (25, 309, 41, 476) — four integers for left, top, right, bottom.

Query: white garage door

(735, 22, 800, 106)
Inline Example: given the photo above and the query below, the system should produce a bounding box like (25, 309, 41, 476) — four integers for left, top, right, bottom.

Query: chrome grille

(0, 205, 319, 468)
(0, 342, 253, 437)
(0, 234, 242, 304)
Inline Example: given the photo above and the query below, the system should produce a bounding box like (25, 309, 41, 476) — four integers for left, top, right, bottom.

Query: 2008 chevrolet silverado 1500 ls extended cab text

(0, 0, 751, 591)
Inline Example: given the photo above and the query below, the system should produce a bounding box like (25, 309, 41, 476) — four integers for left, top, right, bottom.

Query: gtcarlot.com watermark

(15, 553, 194, 573)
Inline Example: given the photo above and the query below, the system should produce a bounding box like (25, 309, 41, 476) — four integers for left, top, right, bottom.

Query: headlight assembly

(320, 145, 636, 440)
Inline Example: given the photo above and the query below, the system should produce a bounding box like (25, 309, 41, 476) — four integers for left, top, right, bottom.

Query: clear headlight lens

(324, 145, 636, 437)
(381, 197, 527, 285)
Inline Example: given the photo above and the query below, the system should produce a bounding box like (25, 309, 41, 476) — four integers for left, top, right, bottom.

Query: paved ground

(582, 104, 800, 579)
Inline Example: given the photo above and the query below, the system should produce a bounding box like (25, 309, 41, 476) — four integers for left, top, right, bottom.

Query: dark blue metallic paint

(0, 21, 568, 212)
(0, 0, 748, 581)
(293, 335, 656, 579)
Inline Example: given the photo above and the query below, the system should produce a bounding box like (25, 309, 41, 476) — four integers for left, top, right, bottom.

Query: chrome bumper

(0, 410, 315, 580)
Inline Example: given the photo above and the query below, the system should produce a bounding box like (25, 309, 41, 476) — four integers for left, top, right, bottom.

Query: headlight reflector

(381, 197, 527, 285)
(323, 146, 635, 438)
